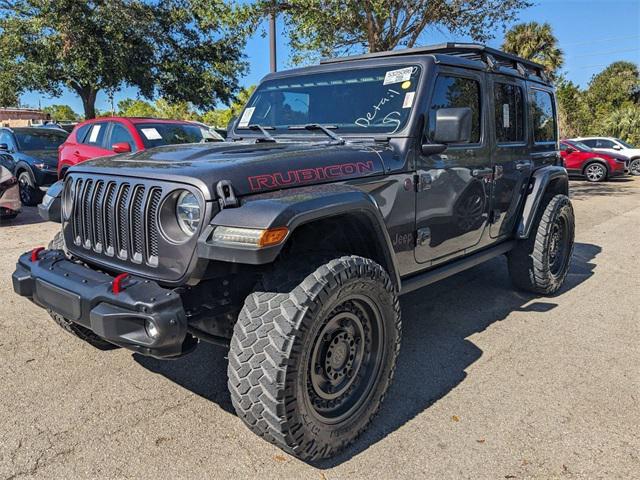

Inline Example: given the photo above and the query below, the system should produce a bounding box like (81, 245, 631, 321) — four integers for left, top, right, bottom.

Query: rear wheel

(228, 255, 401, 461)
(583, 162, 607, 182)
(629, 158, 640, 176)
(18, 171, 43, 206)
(508, 194, 575, 295)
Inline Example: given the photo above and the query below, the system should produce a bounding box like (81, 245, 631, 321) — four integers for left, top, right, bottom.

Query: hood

(22, 149, 59, 166)
(76, 140, 390, 199)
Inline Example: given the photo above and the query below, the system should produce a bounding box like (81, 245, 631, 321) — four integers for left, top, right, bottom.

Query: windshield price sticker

(383, 67, 413, 85)
(141, 128, 162, 140)
(238, 107, 256, 127)
(403, 91, 416, 109)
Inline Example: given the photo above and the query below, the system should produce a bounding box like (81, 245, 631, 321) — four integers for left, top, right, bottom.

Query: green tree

(257, 0, 531, 64)
(0, 57, 20, 107)
(0, 0, 249, 119)
(502, 22, 563, 78)
(201, 85, 256, 127)
(556, 78, 590, 138)
(117, 99, 158, 118)
(154, 99, 199, 121)
(42, 104, 79, 122)
(601, 105, 640, 146)
(584, 61, 640, 120)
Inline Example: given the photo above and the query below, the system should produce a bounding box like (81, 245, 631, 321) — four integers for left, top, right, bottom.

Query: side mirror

(565, 147, 576, 154)
(613, 144, 622, 150)
(112, 142, 132, 154)
(0, 143, 9, 151)
(227, 116, 237, 136)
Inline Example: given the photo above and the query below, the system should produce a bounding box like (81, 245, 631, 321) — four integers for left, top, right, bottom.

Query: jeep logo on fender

(247, 161, 374, 191)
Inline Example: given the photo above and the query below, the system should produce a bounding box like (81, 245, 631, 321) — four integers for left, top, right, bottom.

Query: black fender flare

(516, 165, 569, 239)
(38, 179, 64, 223)
(197, 185, 401, 290)
(15, 161, 36, 183)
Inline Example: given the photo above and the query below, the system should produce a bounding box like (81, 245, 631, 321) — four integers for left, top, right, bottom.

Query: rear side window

(580, 139, 596, 148)
(595, 139, 615, 148)
(494, 82, 524, 143)
(75, 124, 90, 143)
(530, 90, 556, 143)
(429, 75, 481, 143)
(83, 123, 108, 147)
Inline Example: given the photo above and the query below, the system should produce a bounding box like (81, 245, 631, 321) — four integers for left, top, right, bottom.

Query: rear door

(489, 75, 531, 239)
(415, 68, 492, 264)
(74, 121, 112, 164)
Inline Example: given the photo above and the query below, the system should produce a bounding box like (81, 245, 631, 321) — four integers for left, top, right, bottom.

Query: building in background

(0, 108, 49, 127)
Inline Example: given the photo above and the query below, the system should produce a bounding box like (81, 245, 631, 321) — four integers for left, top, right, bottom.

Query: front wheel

(629, 158, 640, 176)
(583, 163, 607, 182)
(228, 256, 401, 461)
(508, 194, 575, 295)
(18, 171, 43, 206)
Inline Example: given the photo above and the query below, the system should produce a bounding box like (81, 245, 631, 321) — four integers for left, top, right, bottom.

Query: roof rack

(320, 43, 549, 82)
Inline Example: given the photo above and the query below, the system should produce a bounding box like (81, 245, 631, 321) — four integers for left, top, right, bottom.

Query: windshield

(237, 65, 422, 136)
(15, 130, 67, 150)
(616, 138, 636, 148)
(135, 123, 204, 149)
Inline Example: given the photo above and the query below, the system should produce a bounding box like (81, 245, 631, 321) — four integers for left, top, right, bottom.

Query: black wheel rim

(548, 215, 570, 276)
(18, 173, 32, 204)
(306, 295, 384, 424)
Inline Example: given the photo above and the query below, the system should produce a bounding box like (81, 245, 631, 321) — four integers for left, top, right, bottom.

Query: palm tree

(502, 22, 564, 78)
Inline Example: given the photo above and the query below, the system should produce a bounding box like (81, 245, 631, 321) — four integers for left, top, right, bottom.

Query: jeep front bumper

(12, 250, 191, 358)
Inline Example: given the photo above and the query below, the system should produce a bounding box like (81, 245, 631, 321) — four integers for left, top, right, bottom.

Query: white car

(574, 137, 640, 175)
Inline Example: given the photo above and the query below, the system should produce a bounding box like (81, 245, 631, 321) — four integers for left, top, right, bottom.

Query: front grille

(67, 177, 162, 267)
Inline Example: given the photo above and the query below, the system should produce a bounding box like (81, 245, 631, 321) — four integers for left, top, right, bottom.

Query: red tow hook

(112, 273, 130, 295)
(30, 247, 45, 262)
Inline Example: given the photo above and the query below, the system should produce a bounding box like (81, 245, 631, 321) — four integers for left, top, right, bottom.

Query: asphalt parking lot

(1, 177, 639, 479)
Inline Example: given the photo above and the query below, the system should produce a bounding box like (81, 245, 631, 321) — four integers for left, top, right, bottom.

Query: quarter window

(494, 82, 524, 142)
(530, 90, 556, 143)
(429, 75, 481, 143)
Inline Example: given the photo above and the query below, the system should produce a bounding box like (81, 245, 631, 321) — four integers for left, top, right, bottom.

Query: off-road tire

(228, 255, 401, 461)
(18, 171, 43, 206)
(48, 230, 65, 250)
(48, 310, 120, 350)
(508, 194, 575, 294)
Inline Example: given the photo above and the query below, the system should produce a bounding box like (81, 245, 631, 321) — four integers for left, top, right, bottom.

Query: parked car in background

(0, 127, 67, 205)
(58, 117, 218, 178)
(189, 121, 225, 142)
(0, 162, 21, 221)
(574, 136, 640, 176)
(560, 140, 626, 182)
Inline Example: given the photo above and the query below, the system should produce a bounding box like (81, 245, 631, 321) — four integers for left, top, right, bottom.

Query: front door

(415, 70, 491, 264)
(489, 75, 532, 238)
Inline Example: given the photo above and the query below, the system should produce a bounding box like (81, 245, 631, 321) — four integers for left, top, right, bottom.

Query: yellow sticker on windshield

(401, 81, 411, 90)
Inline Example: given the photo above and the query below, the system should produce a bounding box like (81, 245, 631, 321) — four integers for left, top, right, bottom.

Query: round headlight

(62, 179, 75, 220)
(176, 191, 201, 236)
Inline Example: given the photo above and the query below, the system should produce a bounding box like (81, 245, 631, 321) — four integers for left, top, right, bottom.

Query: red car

(560, 140, 626, 182)
(58, 117, 217, 178)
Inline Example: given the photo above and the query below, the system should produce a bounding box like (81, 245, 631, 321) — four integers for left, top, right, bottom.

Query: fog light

(145, 320, 160, 339)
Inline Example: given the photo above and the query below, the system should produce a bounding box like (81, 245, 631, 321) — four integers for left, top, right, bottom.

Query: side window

(429, 75, 481, 143)
(75, 124, 90, 143)
(596, 139, 615, 148)
(581, 139, 596, 148)
(0, 131, 13, 149)
(559, 143, 567, 151)
(529, 89, 556, 143)
(109, 123, 136, 151)
(84, 123, 107, 147)
(494, 82, 524, 143)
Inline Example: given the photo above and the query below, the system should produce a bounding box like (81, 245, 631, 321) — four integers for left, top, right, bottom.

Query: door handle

(515, 160, 531, 171)
(472, 168, 493, 178)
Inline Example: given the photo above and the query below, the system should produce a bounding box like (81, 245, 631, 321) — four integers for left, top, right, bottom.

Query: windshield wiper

(237, 124, 277, 143)
(288, 124, 345, 145)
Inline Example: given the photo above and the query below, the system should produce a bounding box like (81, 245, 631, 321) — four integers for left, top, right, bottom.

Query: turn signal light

(211, 226, 289, 248)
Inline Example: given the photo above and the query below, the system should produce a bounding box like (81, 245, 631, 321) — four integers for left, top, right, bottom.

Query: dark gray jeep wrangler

(12, 44, 574, 460)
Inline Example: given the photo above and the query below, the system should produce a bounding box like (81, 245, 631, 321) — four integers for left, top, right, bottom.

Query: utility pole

(269, 1, 277, 73)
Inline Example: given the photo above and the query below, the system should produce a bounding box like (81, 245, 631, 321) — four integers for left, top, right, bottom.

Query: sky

(19, 0, 640, 115)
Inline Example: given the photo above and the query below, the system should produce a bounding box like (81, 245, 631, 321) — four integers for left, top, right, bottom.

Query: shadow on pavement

(569, 178, 637, 200)
(134, 242, 601, 467)
(0, 206, 46, 227)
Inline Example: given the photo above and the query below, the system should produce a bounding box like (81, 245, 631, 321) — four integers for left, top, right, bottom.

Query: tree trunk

(79, 88, 98, 119)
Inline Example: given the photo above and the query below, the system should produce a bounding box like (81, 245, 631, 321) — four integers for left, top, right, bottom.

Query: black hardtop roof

(318, 43, 551, 85)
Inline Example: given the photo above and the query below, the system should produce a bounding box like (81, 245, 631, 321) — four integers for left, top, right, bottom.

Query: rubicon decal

(248, 161, 375, 191)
